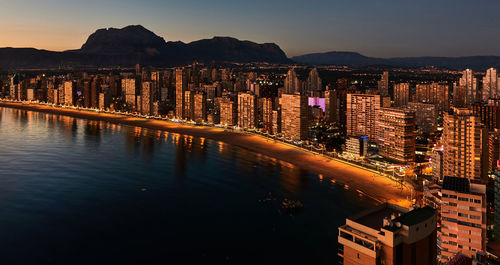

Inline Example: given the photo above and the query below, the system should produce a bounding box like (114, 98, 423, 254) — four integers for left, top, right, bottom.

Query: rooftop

(442, 176, 470, 193)
(350, 203, 436, 231)
(350, 203, 406, 231)
(392, 206, 435, 226)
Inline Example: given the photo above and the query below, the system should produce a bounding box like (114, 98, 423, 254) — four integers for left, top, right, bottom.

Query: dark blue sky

(1, 0, 499, 57)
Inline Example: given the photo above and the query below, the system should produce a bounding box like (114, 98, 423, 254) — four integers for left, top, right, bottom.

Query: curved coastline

(0, 101, 412, 207)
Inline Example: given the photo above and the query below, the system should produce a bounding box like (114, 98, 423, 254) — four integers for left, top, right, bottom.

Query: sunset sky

(1, 0, 499, 57)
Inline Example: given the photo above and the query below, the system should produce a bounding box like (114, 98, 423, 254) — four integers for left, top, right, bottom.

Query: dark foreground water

(0, 107, 376, 265)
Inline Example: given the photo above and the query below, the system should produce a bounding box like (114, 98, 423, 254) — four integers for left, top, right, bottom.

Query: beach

(0, 101, 412, 207)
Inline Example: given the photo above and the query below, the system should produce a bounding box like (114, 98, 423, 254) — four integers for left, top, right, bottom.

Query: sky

(1, 0, 499, 58)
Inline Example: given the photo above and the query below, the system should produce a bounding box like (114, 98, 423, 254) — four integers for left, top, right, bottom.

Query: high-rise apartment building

(377, 71, 389, 97)
(175, 68, 187, 119)
(284, 68, 301, 94)
(90, 78, 100, 108)
(482, 68, 498, 101)
(220, 97, 237, 126)
(488, 130, 500, 172)
(376, 107, 416, 163)
(407, 102, 437, 134)
(441, 176, 486, 262)
(281, 93, 308, 141)
(122, 78, 137, 109)
(471, 103, 500, 131)
(141, 81, 153, 116)
(184, 90, 195, 121)
(63, 81, 75, 106)
(347, 94, 382, 142)
(414, 83, 450, 113)
(459, 69, 478, 105)
(431, 149, 444, 182)
(338, 203, 437, 265)
(193, 92, 207, 123)
(443, 108, 488, 181)
(325, 89, 338, 123)
(393, 83, 410, 107)
(272, 109, 281, 135)
(262, 98, 274, 134)
(305, 68, 322, 92)
(237, 92, 257, 129)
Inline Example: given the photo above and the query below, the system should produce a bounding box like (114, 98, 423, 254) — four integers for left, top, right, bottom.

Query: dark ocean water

(0, 107, 376, 265)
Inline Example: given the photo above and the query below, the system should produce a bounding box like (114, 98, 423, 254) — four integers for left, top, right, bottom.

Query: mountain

(291, 51, 500, 70)
(0, 25, 290, 69)
(79, 25, 167, 56)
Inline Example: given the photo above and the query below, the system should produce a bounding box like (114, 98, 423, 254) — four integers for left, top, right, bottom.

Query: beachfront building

(141, 81, 153, 116)
(344, 136, 368, 158)
(262, 98, 274, 134)
(63, 81, 76, 106)
(338, 203, 437, 265)
(194, 92, 207, 123)
(347, 94, 382, 142)
(183, 90, 195, 121)
(375, 107, 416, 163)
(122, 78, 137, 110)
(175, 68, 187, 119)
(281, 93, 308, 141)
(440, 176, 487, 263)
(220, 97, 237, 126)
(237, 92, 257, 129)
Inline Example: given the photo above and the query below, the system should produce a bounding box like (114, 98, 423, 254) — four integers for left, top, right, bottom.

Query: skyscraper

(220, 97, 237, 126)
(325, 88, 338, 123)
(141, 81, 153, 116)
(347, 94, 382, 142)
(122, 78, 137, 110)
(175, 68, 187, 119)
(305, 67, 322, 92)
(184, 90, 195, 121)
(440, 176, 486, 263)
(63, 81, 75, 106)
(482, 68, 498, 101)
(393, 83, 410, 107)
(377, 71, 389, 97)
(443, 108, 488, 181)
(459, 69, 478, 105)
(376, 107, 416, 163)
(194, 92, 207, 123)
(237, 92, 257, 129)
(284, 68, 301, 94)
(281, 93, 308, 141)
(262, 98, 274, 134)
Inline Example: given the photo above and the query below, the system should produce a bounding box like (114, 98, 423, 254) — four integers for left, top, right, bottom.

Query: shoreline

(0, 101, 412, 207)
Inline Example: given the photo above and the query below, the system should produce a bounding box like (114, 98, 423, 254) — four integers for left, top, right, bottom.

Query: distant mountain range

(0, 25, 290, 69)
(291, 51, 500, 70)
(1, 25, 499, 70)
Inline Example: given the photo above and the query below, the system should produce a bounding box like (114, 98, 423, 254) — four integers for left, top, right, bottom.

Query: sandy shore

(0, 101, 412, 206)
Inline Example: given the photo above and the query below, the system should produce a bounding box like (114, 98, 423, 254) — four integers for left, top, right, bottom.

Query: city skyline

(2, 0, 500, 57)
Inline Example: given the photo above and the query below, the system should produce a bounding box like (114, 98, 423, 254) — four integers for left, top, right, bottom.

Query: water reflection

(3, 107, 311, 197)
